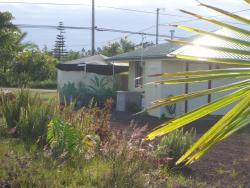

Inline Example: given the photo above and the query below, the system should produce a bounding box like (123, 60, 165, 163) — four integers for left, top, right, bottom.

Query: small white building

(108, 29, 250, 118)
(56, 55, 128, 103)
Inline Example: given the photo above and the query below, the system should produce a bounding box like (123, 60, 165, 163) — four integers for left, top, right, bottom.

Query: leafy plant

(1, 89, 55, 145)
(47, 118, 81, 157)
(147, 0, 250, 165)
(156, 128, 196, 164)
(1, 89, 30, 129)
(18, 97, 55, 145)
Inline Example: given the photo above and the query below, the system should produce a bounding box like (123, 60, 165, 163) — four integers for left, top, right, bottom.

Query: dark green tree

(65, 50, 81, 61)
(53, 22, 67, 60)
(101, 37, 135, 57)
(0, 12, 22, 72)
(10, 50, 58, 84)
(120, 37, 135, 52)
(101, 42, 122, 57)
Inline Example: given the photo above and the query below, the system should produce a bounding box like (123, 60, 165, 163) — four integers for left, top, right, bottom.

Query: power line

(98, 25, 157, 45)
(15, 24, 185, 39)
(0, 1, 190, 18)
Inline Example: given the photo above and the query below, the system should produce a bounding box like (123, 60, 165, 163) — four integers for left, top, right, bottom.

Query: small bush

(29, 79, 57, 89)
(18, 97, 55, 145)
(47, 118, 81, 157)
(1, 90, 30, 129)
(157, 128, 196, 165)
(0, 71, 9, 86)
(1, 89, 55, 145)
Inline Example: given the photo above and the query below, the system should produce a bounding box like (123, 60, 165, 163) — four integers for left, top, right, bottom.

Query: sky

(0, 0, 249, 51)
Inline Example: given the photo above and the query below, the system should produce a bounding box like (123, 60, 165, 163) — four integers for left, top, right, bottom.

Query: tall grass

(157, 128, 196, 165)
(1, 89, 55, 145)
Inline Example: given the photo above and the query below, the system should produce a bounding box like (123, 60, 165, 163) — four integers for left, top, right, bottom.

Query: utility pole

(170, 30, 175, 40)
(156, 8, 160, 45)
(91, 0, 95, 55)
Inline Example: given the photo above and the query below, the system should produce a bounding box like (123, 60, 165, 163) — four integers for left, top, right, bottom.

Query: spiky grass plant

(147, 0, 250, 165)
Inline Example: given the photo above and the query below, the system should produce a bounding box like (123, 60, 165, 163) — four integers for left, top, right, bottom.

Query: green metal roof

(172, 28, 250, 61)
(107, 43, 180, 61)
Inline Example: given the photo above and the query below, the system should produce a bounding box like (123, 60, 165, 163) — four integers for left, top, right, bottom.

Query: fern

(47, 118, 81, 157)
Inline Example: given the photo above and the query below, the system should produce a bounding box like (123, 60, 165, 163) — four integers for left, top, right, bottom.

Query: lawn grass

(0, 87, 58, 102)
(33, 90, 58, 102)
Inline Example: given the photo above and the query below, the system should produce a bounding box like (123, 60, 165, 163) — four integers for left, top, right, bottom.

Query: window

(135, 62, 143, 88)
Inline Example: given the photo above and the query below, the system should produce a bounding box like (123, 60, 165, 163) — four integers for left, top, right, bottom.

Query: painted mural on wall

(59, 76, 115, 107)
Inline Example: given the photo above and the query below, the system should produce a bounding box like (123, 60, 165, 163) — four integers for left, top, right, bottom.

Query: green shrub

(157, 128, 196, 164)
(29, 79, 57, 89)
(47, 118, 81, 157)
(18, 97, 55, 145)
(1, 90, 30, 129)
(0, 71, 9, 86)
(1, 89, 55, 145)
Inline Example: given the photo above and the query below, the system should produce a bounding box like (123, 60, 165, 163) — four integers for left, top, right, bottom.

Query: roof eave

(107, 55, 175, 61)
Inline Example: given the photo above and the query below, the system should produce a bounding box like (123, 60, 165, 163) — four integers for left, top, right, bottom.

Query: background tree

(120, 37, 135, 53)
(101, 42, 122, 57)
(0, 12, 22, 72)
(101, 37, 135, 57)
(53, 21, 67, 60)
(64, 50, 81, 61)
(9, 50, 58, 86)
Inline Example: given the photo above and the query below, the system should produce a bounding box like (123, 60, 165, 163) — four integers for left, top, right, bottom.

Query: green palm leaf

(178, 9, 250, 36)
(178, 93, 250, 164)
(171, 25, 250, 47)
(149, 68, 250, 77)
(147, 0, 250, 165)
(138, 80, 250, 114)
(147, 74, 250, 84)
(166, 39, 250, 56)
(176, 55, 250, 66)
(147, 87, 250, 140)
(196, 1, 250, 25)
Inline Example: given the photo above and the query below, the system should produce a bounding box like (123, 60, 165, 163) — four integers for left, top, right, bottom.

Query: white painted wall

(187, 63, 209, 112)
(57, 70, 113, 90)
(144, 59, 163, 117)
(210, 64, 242, 115)
(161, 60, 186, 118)
(127, 59, 248, 118)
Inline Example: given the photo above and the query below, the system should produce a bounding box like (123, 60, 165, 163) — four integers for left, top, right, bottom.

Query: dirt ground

(110, 112, 250, 188)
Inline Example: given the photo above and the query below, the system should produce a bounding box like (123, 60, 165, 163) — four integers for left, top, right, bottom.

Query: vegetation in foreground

(0, 89, 210, 188)
(147, 0, 250, 165)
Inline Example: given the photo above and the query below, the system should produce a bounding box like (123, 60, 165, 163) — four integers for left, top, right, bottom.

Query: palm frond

(177, 93, 250, 164)
(196, 1, 250, 25)
(179, 9, 250, 36)
(166, 39, 250, 56)
(147, 74, 250, 85)
(147, 87, 250, 140)
(150, 68, 250, 77)
(176, 55, 250, 66)
(171, 25, 250, 47)
(138, 80, 250, 114)
(147, 0, 250, 165)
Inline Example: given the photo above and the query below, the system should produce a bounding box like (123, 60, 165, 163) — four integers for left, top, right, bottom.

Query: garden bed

(1, 90, 249, 187)
(110, 112, 250, 187)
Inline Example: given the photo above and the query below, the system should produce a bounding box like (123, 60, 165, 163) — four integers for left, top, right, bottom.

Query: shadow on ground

(110, 111, 250, 188)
